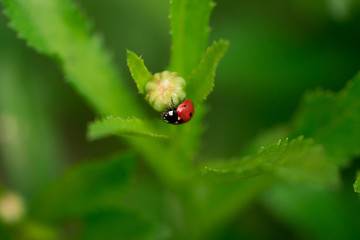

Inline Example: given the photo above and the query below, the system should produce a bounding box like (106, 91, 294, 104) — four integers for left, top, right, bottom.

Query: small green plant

(0, 0, 360, 239)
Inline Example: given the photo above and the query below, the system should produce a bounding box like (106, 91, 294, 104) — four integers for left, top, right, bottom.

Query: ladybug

(162, 99, 194, 124)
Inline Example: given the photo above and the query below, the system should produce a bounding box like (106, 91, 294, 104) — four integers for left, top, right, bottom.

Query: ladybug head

(161, 109, 183, 124)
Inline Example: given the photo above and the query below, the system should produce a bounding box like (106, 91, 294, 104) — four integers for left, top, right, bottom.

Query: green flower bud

(145, 71, 186, 111)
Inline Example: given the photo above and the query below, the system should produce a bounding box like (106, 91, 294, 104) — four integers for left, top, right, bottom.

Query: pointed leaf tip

(127, 50, 152, 94)
(187, 39, 229, 103)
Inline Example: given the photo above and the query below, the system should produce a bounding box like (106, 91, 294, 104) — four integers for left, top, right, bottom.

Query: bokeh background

(1, 0, 360, 239)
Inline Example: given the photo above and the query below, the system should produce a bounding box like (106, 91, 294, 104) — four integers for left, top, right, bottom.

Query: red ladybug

(161, 99, 194, 124)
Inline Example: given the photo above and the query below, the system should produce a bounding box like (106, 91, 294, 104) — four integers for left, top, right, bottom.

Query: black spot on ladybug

(184, 105, 187, 108)
(189, 112, 193, 117)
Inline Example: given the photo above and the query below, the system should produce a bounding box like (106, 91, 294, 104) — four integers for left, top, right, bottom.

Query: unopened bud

(145, 71, 186, 111)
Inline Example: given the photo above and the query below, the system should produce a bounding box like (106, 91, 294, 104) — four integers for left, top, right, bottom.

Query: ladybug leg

(170, 97, 177, 110)
(168, 103, 175, 111)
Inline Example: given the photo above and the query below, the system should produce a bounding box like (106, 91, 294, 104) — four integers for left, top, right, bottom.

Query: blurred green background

(1, 0, 360, 239)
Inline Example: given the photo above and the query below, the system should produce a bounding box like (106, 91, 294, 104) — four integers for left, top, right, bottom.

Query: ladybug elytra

(161, 99, 194, 125)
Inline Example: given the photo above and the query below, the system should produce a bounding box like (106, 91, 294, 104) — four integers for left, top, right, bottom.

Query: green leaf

(192, 137, 341, 237)
(291, 72, 360, 165)
(127, 50, 152, 94)
(354, 171, 360, 193)
(187, 39, 229, 102)
(1, 0, 143, 117)
(1, 0, 191, 187)
(88, 116, 170, 140)
(30, 154, 134, 222)
(169, 0, 215, 78)
(202, 136, 339, 186)
(80, 209, 170, 240)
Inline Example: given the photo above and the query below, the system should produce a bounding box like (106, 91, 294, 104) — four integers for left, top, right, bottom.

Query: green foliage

(2, 0, 360, 239)
(354, 171, 360, 193)
(264, 186, 360, 240)
(1, 0, 142, 117)
(88, 116, 170, 140)
(187, 40, 229, 103)
(0, 43, 64, 197)
(169, 0, 215, 78)
(203, 136, 339, 186)
(1, 0, 184, 189)
(30, 154, 134, 222)
(292, 72, 360, 166)
(80, 209, 170, 240)
(127, 50, 152, 94)
(0, 223, 11, 240)
(19, 223, 59, 240)
(162, 0, 226, 182)
(187, 176, 269, 239)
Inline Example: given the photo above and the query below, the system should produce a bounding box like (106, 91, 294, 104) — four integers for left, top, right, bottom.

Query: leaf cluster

(1, 0, 360, 239)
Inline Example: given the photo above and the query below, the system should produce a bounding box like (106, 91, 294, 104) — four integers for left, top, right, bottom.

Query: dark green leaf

(202, 136, 339, 186)
(127, 50, 152, 94)
(80, 209, 170, 240)
(187, 39, 229, 102)
(169, 0, 215, 78)
(30, 154, 134, 222)
(1, 0, 143, 117)
(88, 116, 170, 140)
(292, 72, 360, 165)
